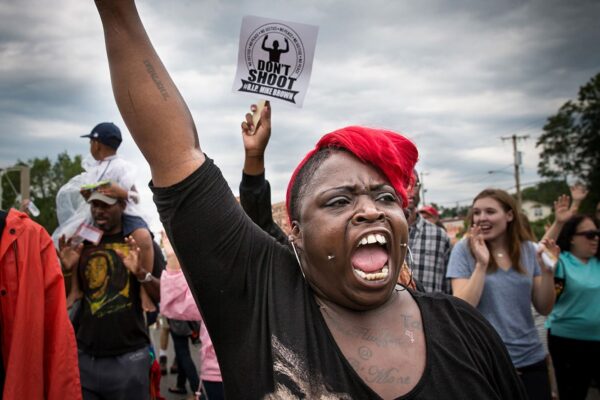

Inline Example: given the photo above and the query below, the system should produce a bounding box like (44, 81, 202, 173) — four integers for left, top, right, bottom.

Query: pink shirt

(160, 270, 222, 382)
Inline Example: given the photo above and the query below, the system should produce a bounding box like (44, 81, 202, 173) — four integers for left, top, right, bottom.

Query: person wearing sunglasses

(545, 214, 600, 400)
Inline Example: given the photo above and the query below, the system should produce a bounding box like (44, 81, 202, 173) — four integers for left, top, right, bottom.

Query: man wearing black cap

(59, 190, 162, 400)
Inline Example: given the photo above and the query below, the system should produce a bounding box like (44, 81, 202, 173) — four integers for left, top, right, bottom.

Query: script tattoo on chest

(400, 314, 422, 330)
(348, 353, 412, 387)
(366, 366, 411, 385)
(328, 313, 422, 349)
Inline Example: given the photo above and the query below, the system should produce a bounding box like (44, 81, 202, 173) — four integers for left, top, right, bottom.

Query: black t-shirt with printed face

(75, 232, 161, 357)
(152, 158, 527, 399)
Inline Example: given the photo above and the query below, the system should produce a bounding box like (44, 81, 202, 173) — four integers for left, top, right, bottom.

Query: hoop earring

(406, 246, 414, 267)
(397, 245, 415, 292)
(289, 237, 306, 280)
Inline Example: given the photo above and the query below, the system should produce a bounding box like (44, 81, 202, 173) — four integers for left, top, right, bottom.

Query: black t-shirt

(152, 158, 527, 399)
(76, 232, 162, 357)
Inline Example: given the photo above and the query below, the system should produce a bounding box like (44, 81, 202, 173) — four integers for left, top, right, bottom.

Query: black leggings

(171, 332, 200, 393)
(200, 380, 224, 400)
(548, 333, 600, 400)
(515, 359, 552, 400)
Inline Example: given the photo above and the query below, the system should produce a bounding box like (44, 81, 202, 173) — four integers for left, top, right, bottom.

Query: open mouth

(351, 233, 390, 282)
(477, 223, 492, 234)
(94, 218, 108, 226)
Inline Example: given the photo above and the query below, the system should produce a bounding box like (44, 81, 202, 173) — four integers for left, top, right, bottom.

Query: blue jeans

(79, 347, 150, 400)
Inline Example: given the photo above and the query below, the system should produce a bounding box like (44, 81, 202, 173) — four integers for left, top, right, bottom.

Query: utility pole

(0, 166, 31, 210)
(501, 134, 529, 206)
(420, 171, 429, 206)
(18, 166, 30, 203)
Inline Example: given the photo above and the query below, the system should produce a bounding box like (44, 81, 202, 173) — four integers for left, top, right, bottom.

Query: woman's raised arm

(95, 0, 204, 187)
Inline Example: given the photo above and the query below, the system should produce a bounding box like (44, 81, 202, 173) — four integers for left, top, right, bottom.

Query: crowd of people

(0, 1, 599, 399)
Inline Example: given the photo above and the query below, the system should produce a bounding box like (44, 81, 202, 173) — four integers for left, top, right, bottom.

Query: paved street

(151, 323, 201, 400)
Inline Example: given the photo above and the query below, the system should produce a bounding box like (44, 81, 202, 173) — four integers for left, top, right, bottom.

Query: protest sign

(233, 15, 318, 107)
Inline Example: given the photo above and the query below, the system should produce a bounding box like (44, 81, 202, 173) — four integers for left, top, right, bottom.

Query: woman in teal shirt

(547, 214, 600, 400)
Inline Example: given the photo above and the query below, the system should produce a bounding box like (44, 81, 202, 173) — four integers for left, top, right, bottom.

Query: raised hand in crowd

(241, 102, 271, 175)
(238, 102, 289, 245)
(554, 194, 573, 224)
(116, 235, 142, 277)
(94, 0, 204, 188)
(569, 183, 588, 210)
(544, 185, 588, 242)
(58, 234, 84, 308)
(58, 234, 84, 272)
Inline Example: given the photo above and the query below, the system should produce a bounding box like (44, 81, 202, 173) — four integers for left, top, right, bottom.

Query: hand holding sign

(242, 101, 271, 151)
(242, 102, 271, 176)
(251, 100, 267, 132)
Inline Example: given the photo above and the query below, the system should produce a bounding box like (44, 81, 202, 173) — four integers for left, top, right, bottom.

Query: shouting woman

(93, 1, 526, 398)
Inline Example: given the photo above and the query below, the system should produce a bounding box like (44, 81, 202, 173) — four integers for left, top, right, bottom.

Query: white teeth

(353, 265, 389, 281)
(357, 233, 387, 247)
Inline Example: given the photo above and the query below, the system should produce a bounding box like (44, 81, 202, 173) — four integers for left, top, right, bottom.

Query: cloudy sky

(1, 0, 599, 229)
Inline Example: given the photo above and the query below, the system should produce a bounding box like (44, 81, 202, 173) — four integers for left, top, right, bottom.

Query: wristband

(137, 272, 153, 283)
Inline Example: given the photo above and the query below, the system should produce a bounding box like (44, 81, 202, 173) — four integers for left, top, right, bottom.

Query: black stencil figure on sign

(261, 35, 289, 63)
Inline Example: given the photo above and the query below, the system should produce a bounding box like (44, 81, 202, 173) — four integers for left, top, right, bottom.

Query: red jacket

(0, 209, 81, 399)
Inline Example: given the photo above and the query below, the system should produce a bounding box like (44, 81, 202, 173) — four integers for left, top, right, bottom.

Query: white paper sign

(72, 223, 104, 246)
(233, 15, 319, 107)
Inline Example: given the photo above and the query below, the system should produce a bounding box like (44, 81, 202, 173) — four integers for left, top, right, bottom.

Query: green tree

(439, 204, 470, 219)
(521, 180, 569, 206)
(537, 72, 600, 211)
(1, 152, 84, 233)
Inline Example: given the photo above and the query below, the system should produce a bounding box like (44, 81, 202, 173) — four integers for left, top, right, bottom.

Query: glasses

(573, 230, 600, 240)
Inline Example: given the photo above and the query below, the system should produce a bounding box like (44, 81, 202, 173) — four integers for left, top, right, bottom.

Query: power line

(415, 116, 550, 208)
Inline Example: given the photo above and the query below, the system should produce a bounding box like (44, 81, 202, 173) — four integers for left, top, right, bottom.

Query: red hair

(286, 126, 418, 222)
